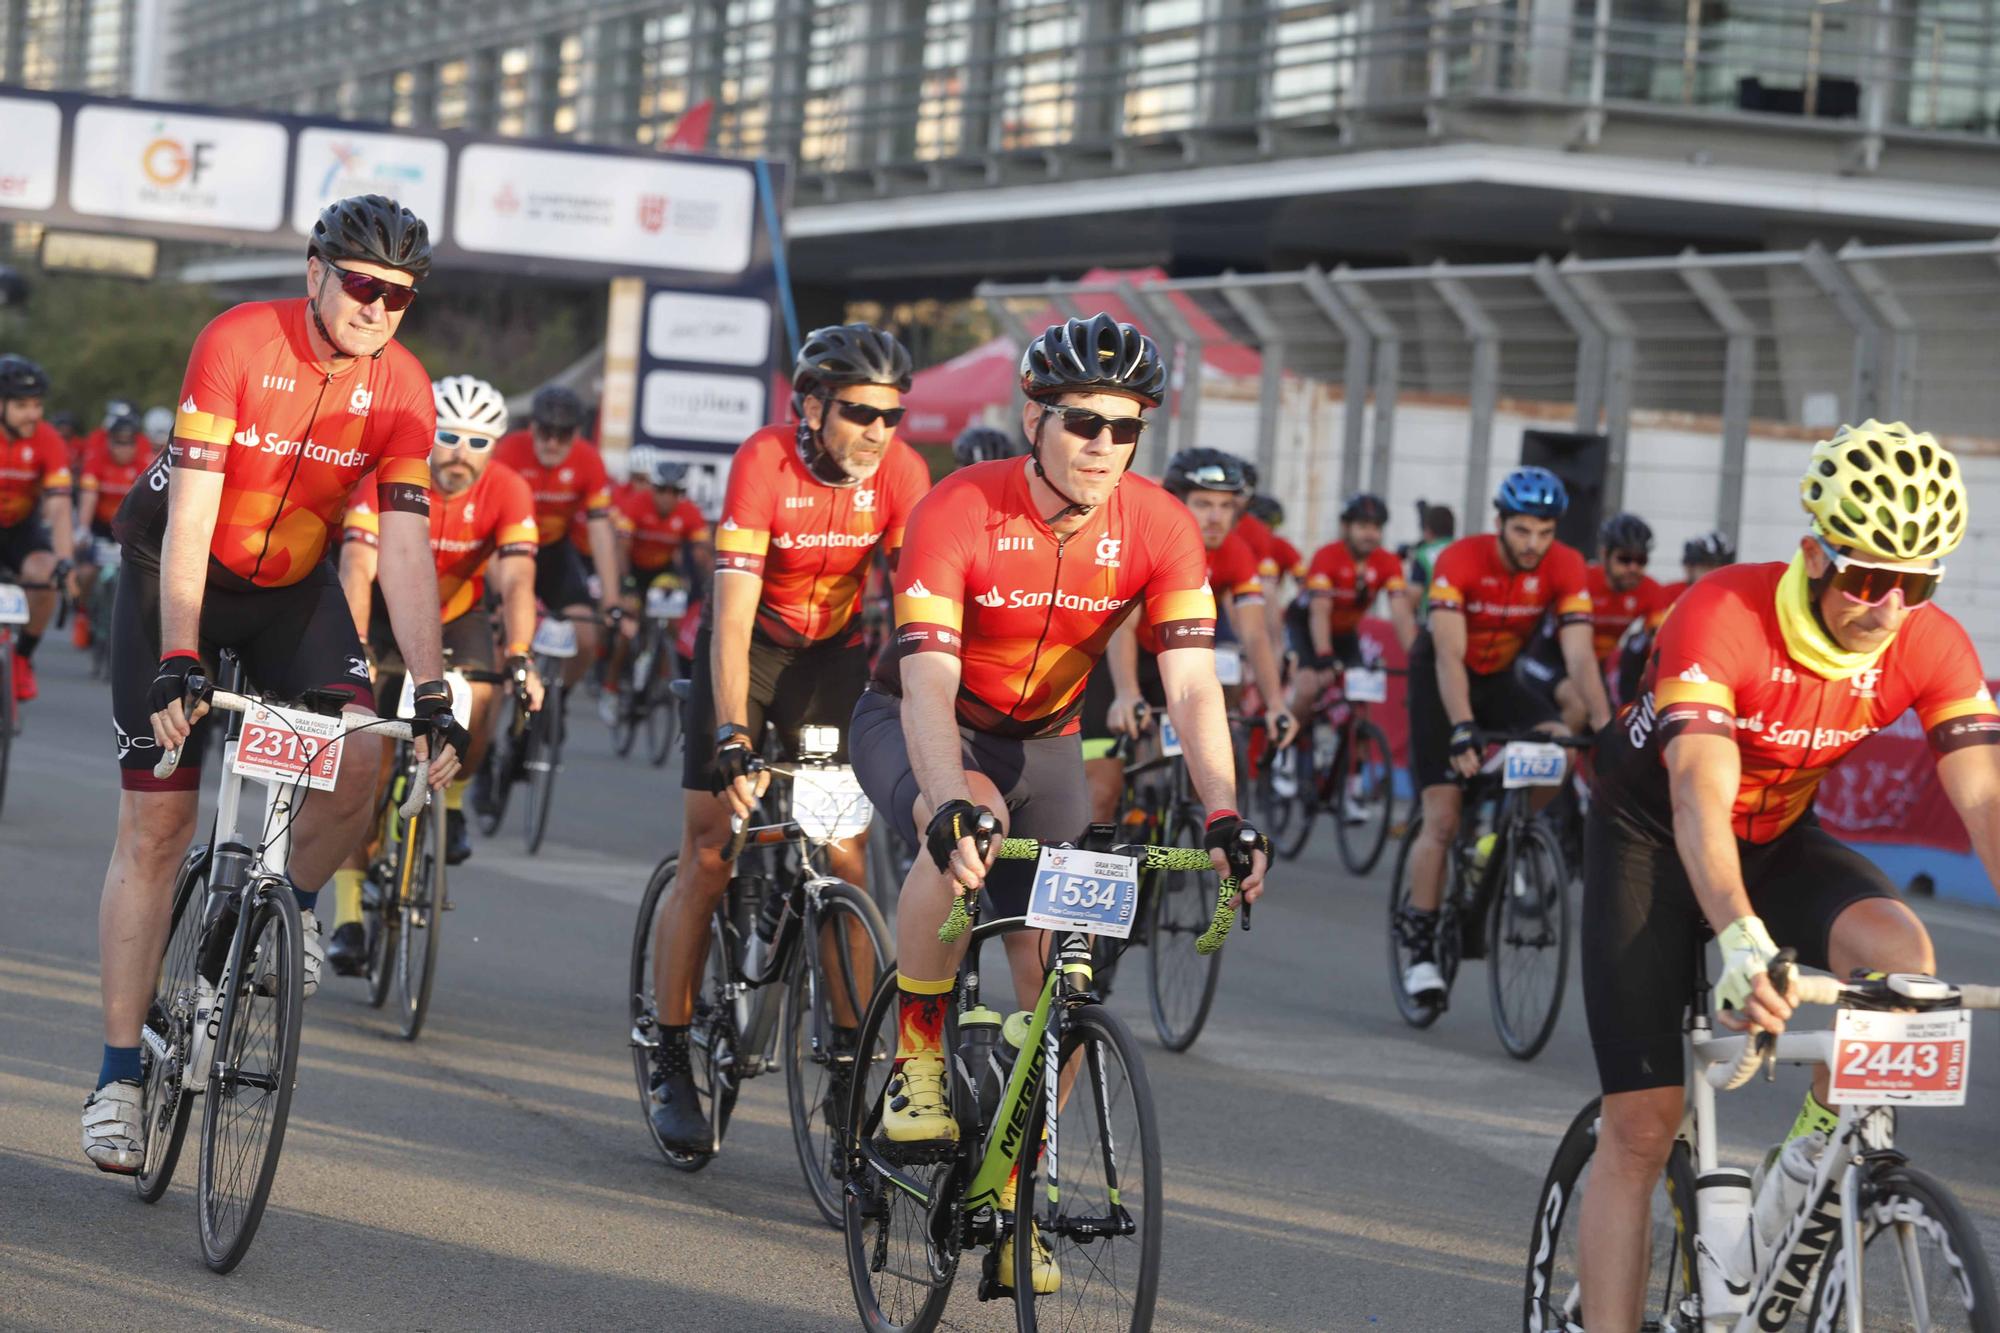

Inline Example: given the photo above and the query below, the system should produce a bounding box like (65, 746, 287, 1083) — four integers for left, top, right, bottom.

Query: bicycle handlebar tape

(1196, 877, 1242, 956)
(935, 810, 999, 944)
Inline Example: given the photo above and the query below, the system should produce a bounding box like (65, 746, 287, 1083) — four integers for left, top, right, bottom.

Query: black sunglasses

(1609, 550, 1648, 567)
(435, 429, 495, 452)
(1044, 404, 1148, 446)
(326, 261, 418, 312)
(826, 397, 906, 429)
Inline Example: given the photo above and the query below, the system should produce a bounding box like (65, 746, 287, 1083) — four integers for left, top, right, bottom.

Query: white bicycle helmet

(433, 375, 509, 436)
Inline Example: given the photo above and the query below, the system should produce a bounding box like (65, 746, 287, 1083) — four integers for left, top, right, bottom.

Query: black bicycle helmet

(1162, 448, 1250, 498)
(530, 385, 586, 434)
(792, 323, 913, 403)
(105, 409, 142, 438)
(952, 425, 1020, 467)
(1245, 494, 1285, 528)
(1341, 492, 1389, 525)
(1683, 530, 1737, 567)
(308, 194, 432, 282)
(1599, 511, 1654, 555)
(47, 409, 79, 435)
(0, 354, 49, 401)
(1019, 314, 1166, 408)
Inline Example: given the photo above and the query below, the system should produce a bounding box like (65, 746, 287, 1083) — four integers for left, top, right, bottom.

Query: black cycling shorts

(1078, 652, 1165, 754)
(1514, 617, 1568, 707)
(1281, 600, 1364, 670)
(534, 541, 593, 612)
(1405, 631, 1557, 789)
(0, 516, 53, 577)
(111, 557, 374, 791)
(849, 687, 1089, 916)
(1581, 800, 1899, 1095)
(680, 625, 868, 793)
(365, 589, 496, 714)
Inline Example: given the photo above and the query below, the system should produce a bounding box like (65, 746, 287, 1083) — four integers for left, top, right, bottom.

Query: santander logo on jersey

(981, 586, 1127, 614)
(231, 423, 366, 469)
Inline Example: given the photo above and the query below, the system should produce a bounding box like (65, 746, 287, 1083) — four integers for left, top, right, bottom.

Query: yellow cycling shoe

(996, 1173, 1061, 1294)
(879, 1055, 956, 1157)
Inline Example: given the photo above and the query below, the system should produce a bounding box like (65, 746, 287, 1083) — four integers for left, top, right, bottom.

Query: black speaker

(1519, 429, 1608, 554)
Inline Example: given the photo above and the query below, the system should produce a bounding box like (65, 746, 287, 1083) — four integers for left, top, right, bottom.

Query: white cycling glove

(1715, 915, 1780, 1014)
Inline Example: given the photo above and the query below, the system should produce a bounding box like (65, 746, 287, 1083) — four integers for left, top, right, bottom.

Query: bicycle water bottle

(1751, 1134, 1825, 1259)
(734, 874, 780, 982)
(957, 1006, 1006, 1122)
(1694, 1168, 1755, 1317)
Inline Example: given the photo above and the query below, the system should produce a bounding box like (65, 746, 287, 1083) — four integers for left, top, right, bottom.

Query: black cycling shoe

(325, 922, 368, 978)
(649, 1066, 709, 1153)
(445, 808, 472, 865)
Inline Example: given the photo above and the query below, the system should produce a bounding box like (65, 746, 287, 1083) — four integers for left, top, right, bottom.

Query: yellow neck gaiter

(1775, 550, 1892, 681)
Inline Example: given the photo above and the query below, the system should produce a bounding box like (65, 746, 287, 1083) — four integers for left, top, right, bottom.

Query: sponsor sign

(38, 230, 159, 280)
(640, 370, 767, 446)
(70, 106, 288, 230)
(0, 97, 61, 210)
(645, 291, 772, 367)
(453, 143, 754, 274)
(291, 128, 448, 237)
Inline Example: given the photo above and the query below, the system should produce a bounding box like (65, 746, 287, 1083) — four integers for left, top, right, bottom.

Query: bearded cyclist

(0, 353, 77, 702)
(1287, 491, 1415, 713)
(1398, 466, 1608, 1001)
(1575, 422, 2000, 1329)
(646, 323, 931, 1153)
(81, 195, 469, 1175)
(851, 314, 1271, 1292)
(330, 374, 544, 965)
(73, 409, 149, 649)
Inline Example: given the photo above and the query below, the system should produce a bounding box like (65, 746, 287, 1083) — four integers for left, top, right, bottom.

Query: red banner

(1815, 706, 1975, 853)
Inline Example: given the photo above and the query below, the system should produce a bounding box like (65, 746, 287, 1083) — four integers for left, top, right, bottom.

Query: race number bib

(0, 583, 28, 625)
(1827, 1008, 1971, 1107)
(1158, 717, 1183, 758)
(396, 670, 474, 727)
(531, 616, 579, 659)
(231, 702, 345, 792)
(645, 585, 689, 620)
(1502, 741, 1565, 789)
(1026, 846, 1141, 939)
(1213, 645, 1244, 687)
(790, 764, 873, 841)
(1344, 667, 1388, 703)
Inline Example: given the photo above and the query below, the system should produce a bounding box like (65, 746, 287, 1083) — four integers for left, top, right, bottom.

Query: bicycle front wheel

(1263, 726, 1318, 861)
(629, 856, 708, 1172)
(523, 701, 561, 855)
(1522, 1097, 1696, 1332)
(1810, 1163, 2000, 1332)
(783, 880, 893, 1228)
(1015, 1004, 1162, 1333)
(0, 639, 13, 817)
(362, 869, 396, 1010)
(394, 797, 445, 1040)
(1332, 718, 1396, 875)
(645, 652, 680, 768)
(1487, 820, 1570, 1061)
(197, 885, 304, 1273)
(135, 850, 208, 1203)
(1144, 813, 1223, 1052)
(1387, 817, 1450, 1029)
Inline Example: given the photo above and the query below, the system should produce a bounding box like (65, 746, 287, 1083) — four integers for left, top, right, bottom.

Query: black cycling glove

(1449, 722, 1480, 760)
(714, 736, 756, 788)
(925, 799, 993, 873)
(146, 652, 204, 718)
(1203, 811, 1271, 881)
(410, 680, 473, 768)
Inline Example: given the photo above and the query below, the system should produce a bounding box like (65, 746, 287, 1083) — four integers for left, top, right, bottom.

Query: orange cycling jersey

(0, 423, 72, 527)
(491, 431, 613, 548)
(1427, 534, 1592, 675)
(713, 426, 929, 649)
(81, 440, 149, 531)
(118, 299, 433, 589)
(880, 461, 1216, 738)
(1585, 565, 1671, 663)
(343, 461, 539, 623)
(1233, 512, 1304, 582)
(1305, 541, 1406, 637)
(1135, 529, 1261, 655)
(1603, 562, 2000, 843)
(614, 485, 709, 574)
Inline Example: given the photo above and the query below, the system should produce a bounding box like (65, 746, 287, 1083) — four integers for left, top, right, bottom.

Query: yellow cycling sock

(896, 975, 953, 1061)
(446, 777, 467, 812)
(1788, 1089, 1838, 1142)
(333, 868, 366, 928)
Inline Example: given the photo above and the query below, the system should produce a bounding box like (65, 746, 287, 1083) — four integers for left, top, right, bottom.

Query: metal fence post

(1838, 242, 1918, 424)
(1329, 268, 1402, 498)
(1301, 265, 1376, 506)
(1531, 256, 1605, 434)
(1122, 282, 1203, 471)
(1800, 241, 1883, 424)
(1217, 277, 1287, 488)
(1429, 264, 1503, 521)
(1677, 252, 1755, 546)
(1556, 263, 1637, 511)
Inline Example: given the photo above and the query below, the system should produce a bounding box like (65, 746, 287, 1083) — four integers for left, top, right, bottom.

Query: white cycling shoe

(257, 908, 324, 999)
(1402, 958, 1446, 1000)
(81, 1079, 144, 1174)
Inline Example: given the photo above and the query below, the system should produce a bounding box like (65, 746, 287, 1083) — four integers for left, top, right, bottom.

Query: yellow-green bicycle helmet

(1800, 419, 1966, 562)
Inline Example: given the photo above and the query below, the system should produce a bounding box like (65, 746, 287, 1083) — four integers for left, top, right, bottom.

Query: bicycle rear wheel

(523, 701, 561, 855)
(197, 885, 304, 1273)
(136, 850, 208, 1203)
(1144, 813, 1223, 1052)
(645, 651, 680, 767)
(611, 643, 642, 757)
(784, 880, 893, 1228)
(1014, 1004, 1162, 1332)
(843, 972, 956, 1333)
(1487, 820, 1569, 1061)
(472, 705, 513, 837)
(1810, 1163, 2000, 1332)
(394, 797, 445, 1040)
(1522, 1097, 1696, 1332)
(1332, 718, 1396, 875)
(362, 869, 396, 1009)
(1260, 726, 1318, 861)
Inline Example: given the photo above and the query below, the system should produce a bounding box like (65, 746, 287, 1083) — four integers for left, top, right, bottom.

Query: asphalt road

(8, 644, 2000, 1331)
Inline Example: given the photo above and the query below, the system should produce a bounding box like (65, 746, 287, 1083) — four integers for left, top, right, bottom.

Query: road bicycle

(841, 821, 1251, 1332)
(133, 668, 428, 1271)
(0, 575, 37, 818)
(1525, 947, 2000, 1330)
(1258, 660, 1402, 873)
(628, 721, 893, 1226)
(608, 574, 686, 767)
(1387, 730, 1592, 1060)
(473, 610, 576, 854)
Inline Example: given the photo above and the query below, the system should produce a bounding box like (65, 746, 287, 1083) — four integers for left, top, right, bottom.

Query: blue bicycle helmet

(1494, 466, 1568, 519)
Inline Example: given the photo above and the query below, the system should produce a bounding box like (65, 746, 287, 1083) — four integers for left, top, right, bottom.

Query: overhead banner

(0, 95, 61, 211)
(291, 126, 449, 239)
(70, 105, 290, 230)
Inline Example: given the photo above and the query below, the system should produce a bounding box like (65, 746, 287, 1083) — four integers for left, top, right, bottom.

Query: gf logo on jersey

(1095, 536, 1121, 568)
(1770, 665, 1797, 684)
(558, 468, 573, 484)
(853, 489, 876, 512)
(349, 386, 372, 417)
(1851, 667, 1883, 699)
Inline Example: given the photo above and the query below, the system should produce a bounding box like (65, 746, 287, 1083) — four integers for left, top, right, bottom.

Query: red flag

(660, 101, 713, 153)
